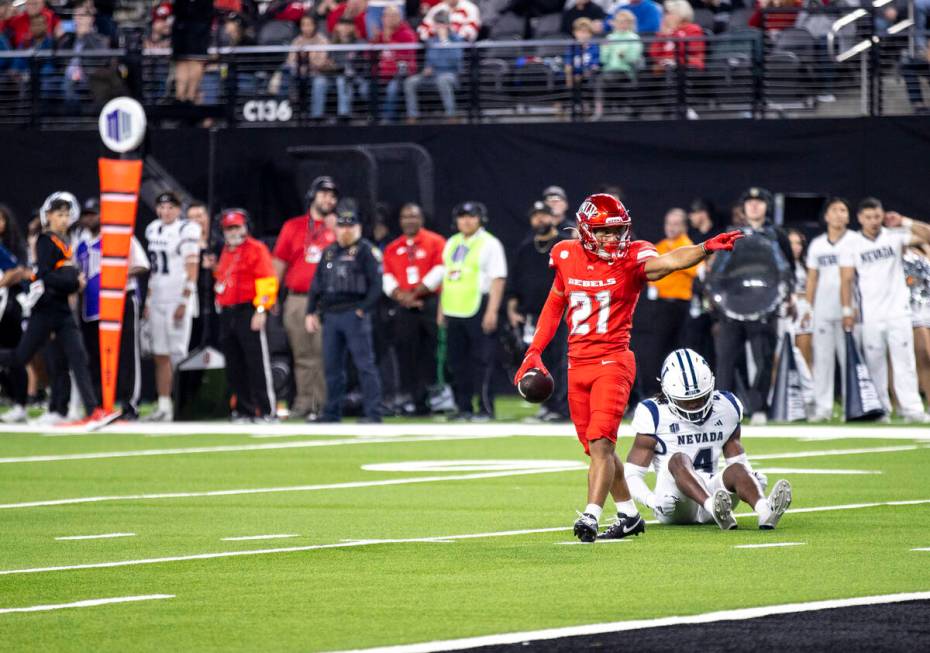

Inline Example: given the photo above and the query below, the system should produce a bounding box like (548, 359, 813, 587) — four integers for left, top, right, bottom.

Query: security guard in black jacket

(305, 208, 383, 423)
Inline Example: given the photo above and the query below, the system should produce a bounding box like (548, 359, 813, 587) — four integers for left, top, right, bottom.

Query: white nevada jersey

(144, 219, 201, 304)
(630, 391, 744, 477)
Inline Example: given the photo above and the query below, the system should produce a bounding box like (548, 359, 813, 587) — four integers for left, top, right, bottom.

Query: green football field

(0, 413, 929, 652)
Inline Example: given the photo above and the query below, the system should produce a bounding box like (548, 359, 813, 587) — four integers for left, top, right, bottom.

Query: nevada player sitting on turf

(619, 348, 792, 534)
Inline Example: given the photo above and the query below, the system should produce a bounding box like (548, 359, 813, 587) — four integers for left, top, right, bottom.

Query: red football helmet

(575, 193, 632, 261)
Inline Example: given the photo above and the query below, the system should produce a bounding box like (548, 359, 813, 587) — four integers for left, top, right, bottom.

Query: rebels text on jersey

(144, 219, 202, 304)
(549, 239, 658, 362)
(631, 392, 743, 477)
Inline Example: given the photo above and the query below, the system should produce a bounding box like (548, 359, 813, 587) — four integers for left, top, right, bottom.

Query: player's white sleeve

(178, 222, 202, 259)
(718, 391, 744, 423)
(631, 402, 659, 435)
(805, 240, 819, 270)
(624, 463, 655, 509)
(838, 235, 858, 268)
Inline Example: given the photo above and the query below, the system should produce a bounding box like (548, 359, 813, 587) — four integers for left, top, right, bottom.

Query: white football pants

(812, 317, 846, 419)
(861, 319, 925, 417)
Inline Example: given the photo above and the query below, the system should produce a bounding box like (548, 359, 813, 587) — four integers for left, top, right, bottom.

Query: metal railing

(0, 11, 926, 129)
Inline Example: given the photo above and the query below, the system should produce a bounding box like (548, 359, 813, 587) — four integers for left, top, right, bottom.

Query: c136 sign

(242, 100, 293, 122)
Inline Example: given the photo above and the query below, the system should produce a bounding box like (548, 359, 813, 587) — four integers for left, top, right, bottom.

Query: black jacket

(307, 238, 382, 315)
(34, 233, 80, 315)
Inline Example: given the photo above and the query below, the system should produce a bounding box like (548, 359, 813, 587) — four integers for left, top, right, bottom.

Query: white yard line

(0, 594, 173, 615)
(0, 422, 926, 440)
(754, 468, 882, 475)
(54, 533, 135, 541)
(749, 445, 922, 460)
(328, 591, 930, 653)
(0, 433, 511, 464)
(0, 466, 584, 510)
(912, 548, 930, 552)
(734, 542, 806, 549)
(0, 499, 926, 577)
(221, 534, 300, 542)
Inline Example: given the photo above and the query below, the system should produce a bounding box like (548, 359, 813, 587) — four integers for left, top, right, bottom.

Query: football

(517, 368, 555, 404)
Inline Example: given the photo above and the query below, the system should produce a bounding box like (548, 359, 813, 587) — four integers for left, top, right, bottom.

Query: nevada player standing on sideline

(514, 194, 744, 543)
(625, 349, 792, 531)
(802, 198, 856, 422)
(143, 191, 202, 422)
(839, 200, 930, 422)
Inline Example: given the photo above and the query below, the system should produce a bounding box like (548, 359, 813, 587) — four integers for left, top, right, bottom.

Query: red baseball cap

(221, 209, 247, 229)
(152, 2, 172, 21)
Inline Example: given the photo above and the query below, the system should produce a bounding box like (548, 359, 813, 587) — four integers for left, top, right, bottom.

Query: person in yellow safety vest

(439, 201, 508, 421)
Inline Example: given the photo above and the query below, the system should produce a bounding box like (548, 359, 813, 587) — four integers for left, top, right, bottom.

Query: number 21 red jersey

(549, 239, 658, 362)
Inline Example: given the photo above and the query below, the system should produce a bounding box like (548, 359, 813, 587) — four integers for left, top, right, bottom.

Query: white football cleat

(711, 489, 738, 530)
(759, 479, 792, 530)
(0, 404, 27, 423)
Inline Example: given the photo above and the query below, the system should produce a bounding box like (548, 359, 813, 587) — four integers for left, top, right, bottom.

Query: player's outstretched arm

(513, 284, 567, 384)
(886, 211, 930, 245)
(644, 231, 744, 281)
(623, 435, 660, 510)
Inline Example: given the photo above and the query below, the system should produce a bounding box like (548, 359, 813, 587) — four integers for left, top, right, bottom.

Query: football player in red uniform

(514, 194, 742, 542)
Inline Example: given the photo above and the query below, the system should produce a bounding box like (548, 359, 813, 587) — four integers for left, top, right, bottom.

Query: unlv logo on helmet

(575, 194, 632, 262)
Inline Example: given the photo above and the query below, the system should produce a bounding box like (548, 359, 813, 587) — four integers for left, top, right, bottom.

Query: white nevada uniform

(144, 218, 202, 361)
(839, 228, 924, 417)
(631, 391, 744, 524)
(806, 231, 856, 420)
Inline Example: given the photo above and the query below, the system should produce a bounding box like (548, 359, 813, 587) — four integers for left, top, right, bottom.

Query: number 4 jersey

(144, 218, 202, 305)
(549, 239, 657, 363)
(631, 392, 744, 477)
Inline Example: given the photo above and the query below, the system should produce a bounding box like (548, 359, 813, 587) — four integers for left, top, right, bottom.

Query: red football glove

(702, 230, 744, 252)
(514, 349, 549, 386)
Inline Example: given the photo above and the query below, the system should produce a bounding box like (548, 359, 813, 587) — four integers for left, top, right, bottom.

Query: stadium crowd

(1, 179, 930, 426)
(1, 0, 928, 119)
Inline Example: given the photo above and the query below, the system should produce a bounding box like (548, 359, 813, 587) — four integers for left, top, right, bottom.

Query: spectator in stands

(311, 0, 339, 33)
(372, 5, 417, 122)
(901, 43, 930, 114)
(327, 0, 368, 40)
(542, 185, 571, 230)
(439, 201, 507, 421)
(609, 0, 661, 35)
(382, 203, 446, 415)
(171, 0, 213, 104)
(634, 207, 698, 398)
(600, 9, 643, 93)
(687, 198, 723, 241)
(562, 0, 606, 34)
(11, 13, 56, 84)
(329, 16, 368, 120)
(7, 0, 59, 48)
(366, 0, 405, 41)
(748, 0, 801, 33)
(272, 176, 338, 421)
(0, 204, 29, 424)
(418, 0, 480, 42)
(145, 3, 172, 48)
(60, 6, 107, 108)
(506, 201, 570, 421)
(649, 0, 705, 71)
(404, 10, 463, 121)
(0, 0, 15, 43)
(564, 18, 603, 120)
(283, 14, 334, 120)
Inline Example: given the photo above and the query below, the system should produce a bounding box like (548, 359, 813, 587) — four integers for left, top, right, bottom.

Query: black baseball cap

(740, 187, 772, 205)
(156, 191, 181, 206)
(542, 185, 567, 200)
(81, 198, 100, 215)
(336, 209, 359, 226)
(527, 201, 554, 219)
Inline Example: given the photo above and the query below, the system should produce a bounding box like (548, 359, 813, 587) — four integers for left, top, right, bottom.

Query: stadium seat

(258, 20, 298, 46)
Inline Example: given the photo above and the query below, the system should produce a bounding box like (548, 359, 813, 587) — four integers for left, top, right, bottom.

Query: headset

(219, 207, 252, 247)
(451, 201, 488, 229)
(39, 191, 80, 229)
(304, 176, 340, 211)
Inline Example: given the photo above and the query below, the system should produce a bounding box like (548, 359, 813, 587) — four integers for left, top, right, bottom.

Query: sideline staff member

(272, 176, 338, 419)
(440, 201, 507, 421)
(305, 208, 383, 423)
(214, 209, 279, 421)
(382, 203, 446, 415)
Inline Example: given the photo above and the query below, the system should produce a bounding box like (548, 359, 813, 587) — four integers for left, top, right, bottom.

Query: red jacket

(8, 8, 60, 48)
(215, 236, 278, 308)
(373, 22, 418, 80)
(648, 21, 705, 70)
(327, 4, 368, 40)
(382, 228, 446, 295)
